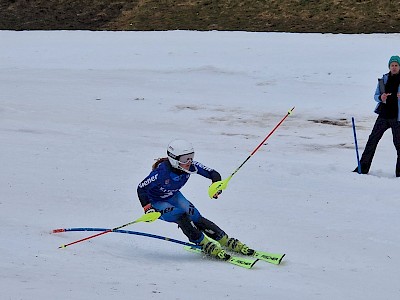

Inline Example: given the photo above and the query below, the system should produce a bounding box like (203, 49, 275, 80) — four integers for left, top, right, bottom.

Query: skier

(137, 139, 255, 260)
(354, 55, 400, 176)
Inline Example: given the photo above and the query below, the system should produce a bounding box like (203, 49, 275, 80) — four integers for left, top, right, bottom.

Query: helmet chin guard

(167, 139, 195, 173)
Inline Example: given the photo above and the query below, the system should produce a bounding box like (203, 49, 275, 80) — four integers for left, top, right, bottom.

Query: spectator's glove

(143, 203, 155, 214)
(212, 190, 222, 199)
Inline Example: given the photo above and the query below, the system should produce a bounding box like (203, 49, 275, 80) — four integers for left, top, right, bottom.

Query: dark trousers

(359, 116, 400, 176)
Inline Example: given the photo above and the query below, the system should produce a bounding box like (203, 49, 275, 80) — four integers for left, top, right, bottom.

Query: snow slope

(1, 30, 400, 299)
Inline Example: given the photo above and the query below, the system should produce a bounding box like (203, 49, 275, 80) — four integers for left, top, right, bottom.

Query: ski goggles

(178, 152, 194, 164)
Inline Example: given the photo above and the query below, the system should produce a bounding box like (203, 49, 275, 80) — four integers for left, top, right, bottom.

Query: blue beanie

(388, 55, 400, 67)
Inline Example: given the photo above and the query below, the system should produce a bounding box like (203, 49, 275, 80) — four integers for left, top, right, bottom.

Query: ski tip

(58, 245, 66, 249)
(278, 254, 286, 265)
(251, 258, 260, 268)
(52, 228, 65, 233)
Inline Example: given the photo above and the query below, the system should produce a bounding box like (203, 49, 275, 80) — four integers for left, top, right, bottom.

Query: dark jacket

(374, 72, 400, 120)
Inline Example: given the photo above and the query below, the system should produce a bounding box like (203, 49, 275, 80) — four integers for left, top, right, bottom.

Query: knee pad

(177, 214, 202, 243)
(195, 216, 225, 241)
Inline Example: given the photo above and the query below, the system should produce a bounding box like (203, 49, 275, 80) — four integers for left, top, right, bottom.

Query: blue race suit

(137, 159, 224, 243)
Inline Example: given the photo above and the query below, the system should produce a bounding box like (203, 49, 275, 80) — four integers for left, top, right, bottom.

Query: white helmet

(167, 139, 195, 172)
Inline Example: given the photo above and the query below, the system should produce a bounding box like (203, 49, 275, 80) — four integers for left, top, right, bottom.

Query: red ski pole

(57, 212, 161, 249)
(208, 107, 295, 198)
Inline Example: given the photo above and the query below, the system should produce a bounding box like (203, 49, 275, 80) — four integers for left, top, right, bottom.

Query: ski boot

(199, 235, 231, 260)
(218, 234, 255, 256)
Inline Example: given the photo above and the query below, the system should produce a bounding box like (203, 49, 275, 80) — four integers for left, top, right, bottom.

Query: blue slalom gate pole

(53, 227, 201, 248)
(351, 117, 361, 174)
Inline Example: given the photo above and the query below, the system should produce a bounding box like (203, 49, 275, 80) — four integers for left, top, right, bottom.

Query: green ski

(184, 246, 259, 269)
(253, 251, 285, 265)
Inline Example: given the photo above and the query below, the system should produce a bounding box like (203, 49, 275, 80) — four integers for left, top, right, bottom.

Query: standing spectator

(355, 55, 400, 176)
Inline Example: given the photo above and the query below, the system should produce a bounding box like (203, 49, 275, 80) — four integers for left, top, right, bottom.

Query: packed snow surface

(1, 30, 400, 299)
